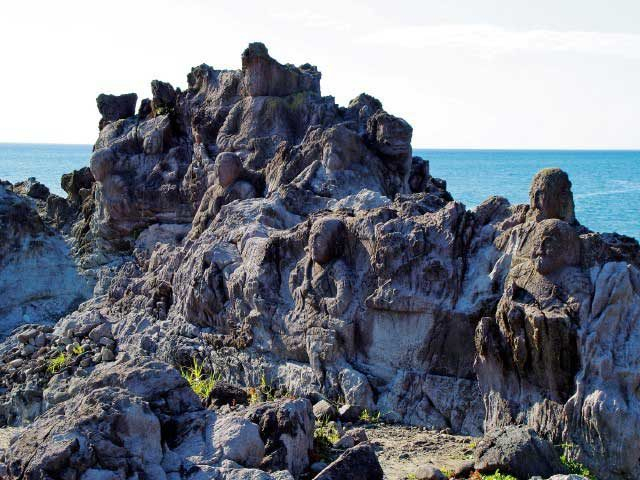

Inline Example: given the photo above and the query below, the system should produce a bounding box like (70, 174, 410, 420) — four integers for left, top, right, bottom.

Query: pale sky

(1, 0, 639, 148)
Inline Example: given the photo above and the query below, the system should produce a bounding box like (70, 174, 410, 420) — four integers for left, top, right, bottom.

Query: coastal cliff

(0, 44, 639, 480)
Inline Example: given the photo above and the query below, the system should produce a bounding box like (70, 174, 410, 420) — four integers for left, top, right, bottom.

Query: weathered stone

(207, 382, 249, 408)
(96, 92, 137, 129)
(313, 399, 338, 420)
(338, 404, 363, 423)
(12, 177, 50, 200)
(313, 443, 383, 480)
(415, 464, 446, 480)
(213, 416, 265, 467)
(474, 425, 566, 480)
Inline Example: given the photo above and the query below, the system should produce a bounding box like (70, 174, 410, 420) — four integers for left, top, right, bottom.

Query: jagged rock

(244, 398, 315, 476)
(241, 42, 321, 97)
(473, 425, 566, 479)
(528, 167, 576, 223)
(313, 443, 383, 480)
(2, 43, 640, 480)
(152, 79, 177, 112)
(96, 92, 137, 130)
(61, 166, 95, 205)
(12, 177, 50, 200)
(0, 184, 92, 336)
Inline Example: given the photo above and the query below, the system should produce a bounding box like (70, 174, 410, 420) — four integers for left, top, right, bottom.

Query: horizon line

(1, 141, 640, 152)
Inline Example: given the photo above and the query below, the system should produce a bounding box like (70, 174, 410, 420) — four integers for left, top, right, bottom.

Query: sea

(0, 143, 638, 240)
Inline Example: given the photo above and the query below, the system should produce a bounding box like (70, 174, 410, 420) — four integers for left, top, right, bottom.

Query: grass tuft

(359, 408, 381, 423)
(470, 470, 518, 480)
(47, 353, 68, 374)
(561, 444, 597, 480)
(181, 358, 219, 400)
(313, 416, 341, 461)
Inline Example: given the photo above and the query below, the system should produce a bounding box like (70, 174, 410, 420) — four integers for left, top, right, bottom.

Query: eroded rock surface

(0, 183, 92, 337)
(1, 43, 639, 480)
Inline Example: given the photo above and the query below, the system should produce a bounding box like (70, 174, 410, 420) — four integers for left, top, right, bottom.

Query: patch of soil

(366, 424, 478, 479)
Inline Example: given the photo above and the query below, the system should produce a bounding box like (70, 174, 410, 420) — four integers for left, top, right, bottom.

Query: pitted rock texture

(0, 183, 92, 337)
(1, 43, 639, 480)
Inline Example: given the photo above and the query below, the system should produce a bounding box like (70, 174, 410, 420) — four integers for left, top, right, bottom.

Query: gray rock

(96, 92, 137, 129)
(338, 404, 363, 423)
(80, 468, 122, 480)
(100, 347, 115, 362)
(474, 425, 566, 480)
(244, 398, 315, 477)
(415, 464, 446, 480)
(313, 399, 338, 420)
(313, 443, 383, 480)
(213, 416, 265, 467)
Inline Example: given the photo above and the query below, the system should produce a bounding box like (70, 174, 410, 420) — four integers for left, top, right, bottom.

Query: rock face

(0, 183, 92, 337)
(1, 43, 639, 480)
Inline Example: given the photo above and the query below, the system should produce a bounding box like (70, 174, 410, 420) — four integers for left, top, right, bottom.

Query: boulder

(313, 443, 383, 480)
(213, 416, 265, 467)
(312, 399, 338, 420)
(415, 464, 446, 480)
(244, 399, 314, 477)
(473, 426, 566, 479)
(338, 404, 363, 423)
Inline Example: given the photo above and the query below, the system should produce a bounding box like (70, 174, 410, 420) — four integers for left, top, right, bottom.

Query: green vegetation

(72, 344, 84, 356)
(313, 416, 341, 461)
(359, 409, 381, 423)
(47, 353, 68, 374)
(469, 471, 517, 480)
(180, 358, 219, 400)
(406, 474, 417, 480)
(561, 444, 597, 479)
(248, 373, 289, 404)
(440, 467, 454, 478)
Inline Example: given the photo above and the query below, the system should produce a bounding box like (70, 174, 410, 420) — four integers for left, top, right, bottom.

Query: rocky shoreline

(0, 43, 639, 480)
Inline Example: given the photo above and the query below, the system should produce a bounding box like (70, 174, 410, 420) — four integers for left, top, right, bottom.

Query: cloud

(358, 24, 640, 59)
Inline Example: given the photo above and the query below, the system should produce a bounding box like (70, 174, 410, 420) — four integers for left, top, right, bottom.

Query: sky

(1, 0, 639, 149)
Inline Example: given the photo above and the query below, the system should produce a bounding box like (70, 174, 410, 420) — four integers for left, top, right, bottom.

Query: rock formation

(0, 43, 639, 480)
(0, 182, 92, 337)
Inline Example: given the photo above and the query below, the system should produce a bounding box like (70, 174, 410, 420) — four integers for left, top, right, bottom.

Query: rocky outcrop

(474, 170, 640, 480)
(1, 43, 639, 480)
(0, 183, 92, 337)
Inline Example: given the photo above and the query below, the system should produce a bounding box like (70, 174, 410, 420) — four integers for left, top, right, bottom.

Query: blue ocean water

(0, 143, 92, 197)
(416, 149, 640, 240)
(0, 144, 638, 239)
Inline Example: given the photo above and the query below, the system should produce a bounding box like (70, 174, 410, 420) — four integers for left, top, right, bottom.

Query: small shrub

(406, 474, 417, 480)
(313, 416, 341, 461)
(72, 344, 84, 356)
(441, 467, 454, 478)
(561, 444, 597, 479)
(359, 409, 381, 423)
(47, 353, 67, 374)
(469, 470, 518, 480)
(181, 358, 218, 400)
(248, 373, 280, 404)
